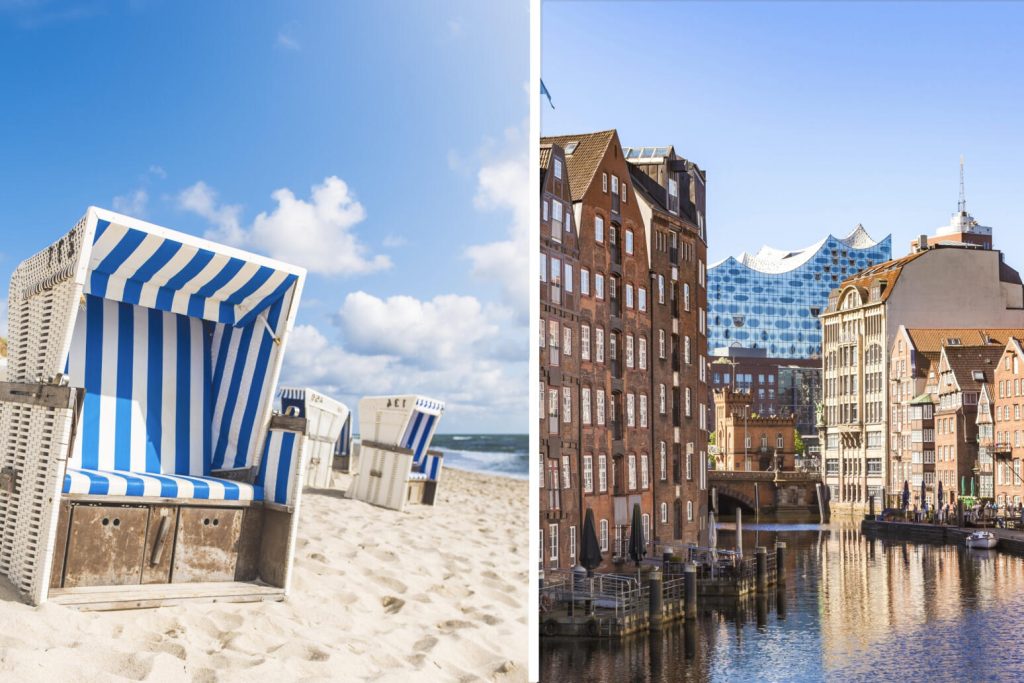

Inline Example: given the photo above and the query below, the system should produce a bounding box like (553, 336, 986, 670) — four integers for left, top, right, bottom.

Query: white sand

(0, 469, 529, 682)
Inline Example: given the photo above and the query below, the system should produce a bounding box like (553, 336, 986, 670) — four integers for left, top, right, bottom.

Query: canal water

(539, 521, 1024, 682)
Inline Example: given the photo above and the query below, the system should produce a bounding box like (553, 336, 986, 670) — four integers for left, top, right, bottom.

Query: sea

(427, 434, 529, 480)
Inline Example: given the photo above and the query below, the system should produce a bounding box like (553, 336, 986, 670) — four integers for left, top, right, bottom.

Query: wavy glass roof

(712, 225, 883, 274)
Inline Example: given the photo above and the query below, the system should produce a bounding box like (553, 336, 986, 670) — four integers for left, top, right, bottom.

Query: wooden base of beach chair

(47, 497, 296, 603)
(48, 580, 285, 611)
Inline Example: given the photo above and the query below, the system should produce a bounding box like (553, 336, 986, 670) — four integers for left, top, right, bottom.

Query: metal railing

(539, 569, 648, 625)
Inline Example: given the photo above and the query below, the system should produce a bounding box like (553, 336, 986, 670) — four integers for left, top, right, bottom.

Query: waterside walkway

(861, 519, 1024, 556)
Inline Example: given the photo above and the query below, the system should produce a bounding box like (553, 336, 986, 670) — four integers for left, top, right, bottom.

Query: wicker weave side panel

(0, 402, 73, 604)
(8, 218, 85, 383)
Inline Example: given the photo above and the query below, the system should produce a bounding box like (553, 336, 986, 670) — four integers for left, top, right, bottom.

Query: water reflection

(540, 521, 1024, 681)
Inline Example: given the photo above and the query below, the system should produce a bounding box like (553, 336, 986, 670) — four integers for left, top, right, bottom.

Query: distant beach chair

(279, 387, 351, 488)
(0, 207, 311, 608)
(347, 395, 445, 511)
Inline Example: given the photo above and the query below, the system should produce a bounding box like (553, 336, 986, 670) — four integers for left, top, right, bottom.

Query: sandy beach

(0, 468, 529, 682)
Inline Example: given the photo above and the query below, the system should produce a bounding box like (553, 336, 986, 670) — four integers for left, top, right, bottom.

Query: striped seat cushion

(64, 467, 263, 501)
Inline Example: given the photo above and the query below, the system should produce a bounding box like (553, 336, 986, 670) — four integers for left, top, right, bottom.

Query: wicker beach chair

(347, 395, 445, 511)
(0, 207, 311, 609)
(279, 387, 350, 489)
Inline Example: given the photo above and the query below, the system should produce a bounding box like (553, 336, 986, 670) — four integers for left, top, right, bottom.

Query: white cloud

(336, 291, 500, 367)
(112, 189, 148, 217)
(178, 181, 244, 244)
(465, 133, 529, 317)
(382, 235, 408, 248)
(148, 164, 167, 179)
(178, 176, 390, 276)
(277, 31, 300, 50)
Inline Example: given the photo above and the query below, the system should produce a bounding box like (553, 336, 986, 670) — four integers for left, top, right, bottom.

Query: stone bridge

(708, 470, 826, 521)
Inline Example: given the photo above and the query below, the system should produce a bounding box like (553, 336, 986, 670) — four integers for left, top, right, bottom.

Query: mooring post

(869, 495, 875, 519)
(663, 547, 674, 572)
(684, 561, 698, 619)
(755, 546, 768, 593)
(775, 541, 787, 585)
(646, 567, 664, 631)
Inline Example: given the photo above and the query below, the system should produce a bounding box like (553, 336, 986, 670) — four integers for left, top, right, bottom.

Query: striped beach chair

(348, 395, 445, 511)
(0, 207, 310, 608)
(278, 387, 351, 488)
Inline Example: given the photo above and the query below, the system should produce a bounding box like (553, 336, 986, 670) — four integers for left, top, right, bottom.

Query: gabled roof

(541, 130, 616, 201)
(905, 328, 1024, 354)
(835, 250, 927, 305)
(938, 345, 1002, 395)
(539, 144, 552, 172)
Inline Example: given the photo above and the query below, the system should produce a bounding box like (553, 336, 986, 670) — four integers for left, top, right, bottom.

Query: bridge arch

(714, 486, 757, 515)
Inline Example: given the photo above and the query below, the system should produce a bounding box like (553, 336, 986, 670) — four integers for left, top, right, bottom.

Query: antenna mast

(958, 154, 966, 213)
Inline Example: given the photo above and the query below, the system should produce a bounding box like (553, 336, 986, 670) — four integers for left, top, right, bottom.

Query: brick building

(626, 145, 709, 553)
(538, 130, 710, 572)
(992, 337, 1024, 507)
(821, 242, 1024, 513)
(713, 388, 796, 472)
(539, 142, 581, 570)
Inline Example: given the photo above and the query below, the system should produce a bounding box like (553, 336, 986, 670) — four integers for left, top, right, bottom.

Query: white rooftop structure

(715, 224, 884, 274)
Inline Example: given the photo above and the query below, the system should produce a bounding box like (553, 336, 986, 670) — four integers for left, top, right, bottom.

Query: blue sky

(543, 1, 1024, 265)
(0, 0, 528, 433)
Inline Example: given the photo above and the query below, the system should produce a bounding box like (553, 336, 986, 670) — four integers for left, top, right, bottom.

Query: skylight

(564, 141, 579, 155)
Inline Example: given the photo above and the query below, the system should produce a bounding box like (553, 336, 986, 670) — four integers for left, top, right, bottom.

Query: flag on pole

(540, 79, 555, 109)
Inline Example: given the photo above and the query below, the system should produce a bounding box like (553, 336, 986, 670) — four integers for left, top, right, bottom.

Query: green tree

(793, 429, 805, 454)
(708, 431, 716, 446)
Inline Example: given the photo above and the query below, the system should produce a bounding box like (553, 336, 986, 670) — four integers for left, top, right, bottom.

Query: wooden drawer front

(63, 505, 150, 588)
(141, 506, 178, 585)
(172, 507, 243, 583)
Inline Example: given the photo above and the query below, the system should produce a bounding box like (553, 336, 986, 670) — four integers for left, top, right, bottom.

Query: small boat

(966, 531, 999, 549)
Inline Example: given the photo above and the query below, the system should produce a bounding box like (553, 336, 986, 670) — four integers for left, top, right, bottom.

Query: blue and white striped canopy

(85, 214, 302, 327)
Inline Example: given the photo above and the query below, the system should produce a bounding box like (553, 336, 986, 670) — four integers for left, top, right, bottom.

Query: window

(626, 335, 634, 368)
(625, 229, 634, 255)
(564, 263, 573, 293)
(642, 513, 650, 545)
(581, 268, 590, 295)
(595, 215, 604, 243)
(684, 336, 691, 364)
(640, 394, 648, 428)
(597, 389, 606, 425)
(569, 526, 576, 567)
(659, 330, 666, 358)
(581, 325, 591, 361)
(596, 328, 605, 363)
(595, 273, 605, 299)
(626, 284, 634, 309)
(551, 202, 563, 242)
(777, 433, 784, 449)
(683, 283, 691, 311)
(562, 387, 572, 424)
(627, 393, 636, 427)
(660, 502, 668, 524)
(542, 200, 548, 222)
(639, 338, 647, 369)
(583, 455, 593, 492)
(685, 387, 692, 417)
(549, 524, 558, 561)
(582, 388, 592, 425)
(554, 158, 562, 179)
(548, 388, 559, 434)
(686, 452, 693, 480)
(600, 519, 609, 551)
(658, 275, 665, 304)
(602, 172, 608, 193)
(699, 356, 706, 383)
(659, 384, 667, 414)
(639, 287, 647, 312)
(628, 454, 637, 490)
(563, 326, 572, 357)
(687, 500, 693, 522)
(611, 174, 619, 195)
(641, 454, 649, 489)
(659, 442, 667, 481)
(540, 254, 546, 282)
(598, 454, 608, 492)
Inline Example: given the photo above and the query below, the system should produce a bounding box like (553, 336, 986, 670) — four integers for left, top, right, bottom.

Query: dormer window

(554, 158, 563, 180)
(668, 177, 679, 214)
(611, 175, 619, 195)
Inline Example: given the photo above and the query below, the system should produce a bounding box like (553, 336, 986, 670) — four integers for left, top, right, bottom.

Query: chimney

(918, 234, 928, 251)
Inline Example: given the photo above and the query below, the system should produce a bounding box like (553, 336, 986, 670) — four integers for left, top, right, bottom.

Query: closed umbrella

(937, 480, 944, 521)
(902, 480, 911, 511)
(961, 475, 966, 497)
(628, 503, 646, 580)
(921, 479, 926, 513)
(579, 508, 603, 615)
(970, 477, 975, 497)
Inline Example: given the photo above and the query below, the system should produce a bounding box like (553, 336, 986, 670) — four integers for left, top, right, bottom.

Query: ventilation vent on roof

(973, 371, 986, 382)
(564, 141, 579, 155)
